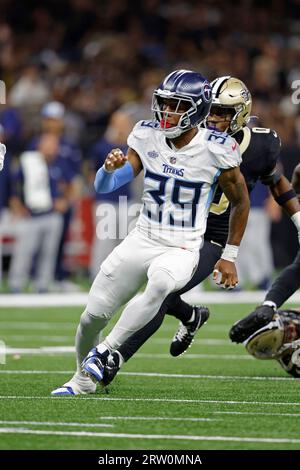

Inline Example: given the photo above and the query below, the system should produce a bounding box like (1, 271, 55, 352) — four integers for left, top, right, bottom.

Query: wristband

(221, 244, 239, 262)
(274, 189, 297, 205)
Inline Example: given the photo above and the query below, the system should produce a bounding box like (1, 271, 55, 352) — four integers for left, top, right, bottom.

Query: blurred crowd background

(0, 0, 299, 293)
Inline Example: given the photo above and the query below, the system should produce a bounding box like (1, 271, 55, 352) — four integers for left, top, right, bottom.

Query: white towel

(20, 151, 53, 212)
(0, 142, 6, 171)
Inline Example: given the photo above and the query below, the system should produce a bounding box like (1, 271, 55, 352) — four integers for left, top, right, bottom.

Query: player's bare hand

(213, 259, 238, 289)
(104, 148, 128, 172)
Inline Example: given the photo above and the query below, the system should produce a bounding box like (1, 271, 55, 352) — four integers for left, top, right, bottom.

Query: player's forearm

(270, 175, 300, 217)
(227, 198, 250, 246)
(94, 161, 134, 193)
(219, 169, 250, 246)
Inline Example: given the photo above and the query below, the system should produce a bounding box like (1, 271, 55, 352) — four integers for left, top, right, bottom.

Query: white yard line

(0, 294, 88, 307)
(0, 370, 292, 381)
(3, 346, 252, 359)
(0, 396, 299, 406)
(214, 411, 300, 417)
(137, 353, 252, 360)
(4, 346, 75, 354)
(120, 371, 290, 381)
(96, 416, 215, 422)
(0, 370, 74, 374)
(0, 427, 299, 444)
(181, 291, 300, 305)
(0, 321, 230, 334)
(0, 322, 76, 330)
(0, 420, 113, 428)
(1, 333, 229, 346)
(0, 291, 300, 307)
(3, 335, 71, 342)
(0, 417, 214, 424)
(144, 338, 230, 345)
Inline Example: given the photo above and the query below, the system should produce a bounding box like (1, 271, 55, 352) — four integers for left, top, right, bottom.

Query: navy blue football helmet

(152, 69, 212, 138)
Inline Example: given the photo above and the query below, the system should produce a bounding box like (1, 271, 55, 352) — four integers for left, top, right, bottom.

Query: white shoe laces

(174, 323, 190, 342)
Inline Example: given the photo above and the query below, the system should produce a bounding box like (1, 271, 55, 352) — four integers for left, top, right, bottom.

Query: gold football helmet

(209, 76, 252, 134)
(245, 311, 300, 377)
(245, 314, 285, 359)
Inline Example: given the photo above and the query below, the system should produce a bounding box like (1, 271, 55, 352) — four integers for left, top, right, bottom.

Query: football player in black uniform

(233, 307, 300, 378)
(101, 77, 300, 386)
(229, 170, 300, 379)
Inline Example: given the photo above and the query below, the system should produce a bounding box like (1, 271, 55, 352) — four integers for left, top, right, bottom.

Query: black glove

(229, 304, 276, 343)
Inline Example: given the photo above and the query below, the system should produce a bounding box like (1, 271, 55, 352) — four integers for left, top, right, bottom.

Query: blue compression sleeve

(94, 161, 134, 193)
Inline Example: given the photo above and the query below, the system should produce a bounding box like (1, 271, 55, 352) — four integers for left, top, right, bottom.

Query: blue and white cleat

(51, 373, 96, 396)
(82, 347, 108, 384)
(51, 385, 77, 396)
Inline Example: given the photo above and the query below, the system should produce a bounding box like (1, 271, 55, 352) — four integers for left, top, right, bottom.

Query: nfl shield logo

(170, 156, 177, 164)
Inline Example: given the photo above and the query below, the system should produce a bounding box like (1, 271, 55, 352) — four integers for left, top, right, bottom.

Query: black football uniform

(117, 126, 282, 362)
(204, 126, 280, 247)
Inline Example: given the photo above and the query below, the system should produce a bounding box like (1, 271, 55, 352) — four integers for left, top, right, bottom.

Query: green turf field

(1, 303, 300, 450)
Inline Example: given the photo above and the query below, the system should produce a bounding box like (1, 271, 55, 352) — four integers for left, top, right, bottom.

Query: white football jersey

(127, 120, 241, 250)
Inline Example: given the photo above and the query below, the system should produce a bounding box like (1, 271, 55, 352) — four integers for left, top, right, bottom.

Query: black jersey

(204, 126, 281, 247)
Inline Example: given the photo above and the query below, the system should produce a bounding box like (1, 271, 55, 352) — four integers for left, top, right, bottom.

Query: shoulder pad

(269, 129, 281, 149)
(206, 131, 241, 168)
(250, 127, 281, 146)
(129, 120, 158, 141)
(204, 129, 236, 152)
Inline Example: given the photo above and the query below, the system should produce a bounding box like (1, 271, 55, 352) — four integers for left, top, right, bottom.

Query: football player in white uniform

(51, 69, 250, 395)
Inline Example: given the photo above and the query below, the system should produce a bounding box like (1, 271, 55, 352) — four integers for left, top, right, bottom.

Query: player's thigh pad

(87, 234, 147, 316)
(148, 248, 199, 291)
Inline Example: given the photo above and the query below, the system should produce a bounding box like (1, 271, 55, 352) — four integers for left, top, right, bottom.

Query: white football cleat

(51, 373, 96, 396)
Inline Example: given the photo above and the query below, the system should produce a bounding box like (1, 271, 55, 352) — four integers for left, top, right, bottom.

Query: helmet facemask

(152, 91, 207, 139)
(205, 105, 236, 134)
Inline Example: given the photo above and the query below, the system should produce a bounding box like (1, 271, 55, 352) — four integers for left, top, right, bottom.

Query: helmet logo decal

(240, 88, 250, 101)
(203, 83, 212, 103)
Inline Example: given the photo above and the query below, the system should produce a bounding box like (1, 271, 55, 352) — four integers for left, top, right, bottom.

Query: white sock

(97, 343, 112, 355)
(263, 301, 277, 310)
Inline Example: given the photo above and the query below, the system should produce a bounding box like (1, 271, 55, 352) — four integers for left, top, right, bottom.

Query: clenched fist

(105, 148, 127, 172)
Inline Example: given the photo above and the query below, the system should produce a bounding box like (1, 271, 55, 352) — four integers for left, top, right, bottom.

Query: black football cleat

(229, 304, 276, 343)
(102, 352, 121, 386)
(170, 306, 210, 357)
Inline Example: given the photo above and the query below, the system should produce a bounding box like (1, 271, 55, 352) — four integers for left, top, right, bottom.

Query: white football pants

(86, 227, 199, 351)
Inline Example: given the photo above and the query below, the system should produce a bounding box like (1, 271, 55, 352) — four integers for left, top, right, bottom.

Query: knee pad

(86, 293, 114, 321)
(80, 309, 109, 331)
(146, 270, 176, 300)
